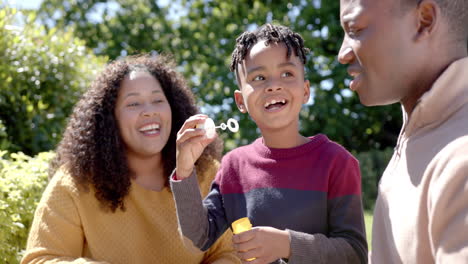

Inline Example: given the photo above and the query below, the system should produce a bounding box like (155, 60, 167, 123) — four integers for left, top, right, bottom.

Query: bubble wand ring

(197, 118, 239, 138)
(218, 118, 239, 133)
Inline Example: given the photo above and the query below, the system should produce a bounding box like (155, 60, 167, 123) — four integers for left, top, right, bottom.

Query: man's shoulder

(431, 135, 468, 172)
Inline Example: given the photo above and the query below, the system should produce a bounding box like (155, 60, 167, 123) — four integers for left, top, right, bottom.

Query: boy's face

(234, 40, 310, 133)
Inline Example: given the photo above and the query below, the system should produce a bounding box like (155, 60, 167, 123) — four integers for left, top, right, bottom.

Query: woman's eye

(153, 99, 164, 104)
(253, 75, 265, 81)
(127, 102, 140, 107)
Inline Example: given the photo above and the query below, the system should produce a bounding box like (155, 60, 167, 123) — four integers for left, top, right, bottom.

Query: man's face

(338, 0, 420, 106)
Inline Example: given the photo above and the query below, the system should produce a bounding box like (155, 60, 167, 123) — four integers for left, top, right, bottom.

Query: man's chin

(358, 93, 395, 107)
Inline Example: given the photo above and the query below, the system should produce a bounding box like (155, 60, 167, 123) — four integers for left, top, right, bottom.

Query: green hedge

(0, 8, 106, 155)
(0, 151, 53, 264)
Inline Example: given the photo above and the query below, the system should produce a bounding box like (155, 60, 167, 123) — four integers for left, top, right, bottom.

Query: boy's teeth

(264, 99, 286, 108)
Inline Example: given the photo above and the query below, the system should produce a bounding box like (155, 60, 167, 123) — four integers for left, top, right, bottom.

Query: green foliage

(0, 119, 10, 150)
(354, 147, 394, 210)
(364, 210, 373, 248)
(0, 151, 54, 263)
(0, 7, 107, 155)
(35, 0, 402, 153)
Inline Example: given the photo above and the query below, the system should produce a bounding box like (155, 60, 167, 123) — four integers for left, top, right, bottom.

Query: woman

(22, 55, 239, 263)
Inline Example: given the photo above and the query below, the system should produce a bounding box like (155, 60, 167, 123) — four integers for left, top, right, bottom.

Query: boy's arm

(287, 153, 367, 264)
(286, 197, 366, 263)
(170, 170, 230, 251)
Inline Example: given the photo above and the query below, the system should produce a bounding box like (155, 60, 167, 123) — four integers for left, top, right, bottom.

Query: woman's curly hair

(49, 54, 222, 212)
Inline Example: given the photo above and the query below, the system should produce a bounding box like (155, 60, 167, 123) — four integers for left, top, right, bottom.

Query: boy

(171, 24, 367, 263)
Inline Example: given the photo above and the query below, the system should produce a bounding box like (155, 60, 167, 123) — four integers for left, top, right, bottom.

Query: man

(338, 0, 468, 263)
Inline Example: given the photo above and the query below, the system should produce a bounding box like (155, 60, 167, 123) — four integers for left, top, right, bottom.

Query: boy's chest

(222, 182, 329, 235)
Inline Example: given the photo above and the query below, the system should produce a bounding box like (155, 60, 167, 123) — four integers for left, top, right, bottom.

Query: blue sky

(6, 0, 172, 10)
(6, 0, 43, 9)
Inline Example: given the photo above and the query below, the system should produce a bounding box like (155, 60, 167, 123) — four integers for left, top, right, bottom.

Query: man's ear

(234, 90, 247, 113)
(303, 80, 311, 104)
(416, 0, 439, 38)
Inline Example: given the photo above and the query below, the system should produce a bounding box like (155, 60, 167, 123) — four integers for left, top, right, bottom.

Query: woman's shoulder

(47, 167, 87, 197)
(196, 159, 219, 196)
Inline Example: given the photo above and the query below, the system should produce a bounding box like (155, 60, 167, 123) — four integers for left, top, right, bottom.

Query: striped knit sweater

(171, 134, 367, 263)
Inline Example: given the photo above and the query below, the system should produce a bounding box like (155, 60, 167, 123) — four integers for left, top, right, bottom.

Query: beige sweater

(370, 57, 468, 263)
(22, 162, 240, 264)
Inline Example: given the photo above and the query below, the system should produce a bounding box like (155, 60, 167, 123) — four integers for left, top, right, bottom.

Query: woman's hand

(232, 227, 291, 264)
(175, 114, 217, 179)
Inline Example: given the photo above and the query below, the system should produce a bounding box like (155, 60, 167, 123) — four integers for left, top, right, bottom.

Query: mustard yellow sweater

(22, 163, 239, 264)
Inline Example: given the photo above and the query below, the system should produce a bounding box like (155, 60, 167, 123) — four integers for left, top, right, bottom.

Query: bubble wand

(197, 118, 239, 138)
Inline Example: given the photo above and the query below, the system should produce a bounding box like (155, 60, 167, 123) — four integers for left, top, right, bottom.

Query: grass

(364, 210, 373, 250)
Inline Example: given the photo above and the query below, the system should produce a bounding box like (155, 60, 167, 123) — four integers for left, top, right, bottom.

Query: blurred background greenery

(1, 0, 399, 262)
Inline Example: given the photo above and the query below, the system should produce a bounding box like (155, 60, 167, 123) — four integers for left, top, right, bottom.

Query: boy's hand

(175, 114, 217, 179)
(232, 227, 291, 264)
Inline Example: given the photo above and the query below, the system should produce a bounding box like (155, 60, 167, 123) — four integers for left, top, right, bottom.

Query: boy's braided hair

(230, 23, 310, 74)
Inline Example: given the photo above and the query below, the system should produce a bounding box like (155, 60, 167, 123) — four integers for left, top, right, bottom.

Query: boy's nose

(266, 86, 282, 92)
(266, 79, 283, 92)
(338, 42, 354, 65)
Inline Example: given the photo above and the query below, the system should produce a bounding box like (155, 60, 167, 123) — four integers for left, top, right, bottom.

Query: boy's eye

(281, 72, 293, 78)
(252, 75, 265, 81)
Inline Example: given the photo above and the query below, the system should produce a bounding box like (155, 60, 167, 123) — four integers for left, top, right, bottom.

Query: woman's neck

(126, 153, 166, 191)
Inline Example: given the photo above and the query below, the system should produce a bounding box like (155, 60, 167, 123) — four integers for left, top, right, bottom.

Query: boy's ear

(234, 90, 247, 113)
(303, 80, 311, 104)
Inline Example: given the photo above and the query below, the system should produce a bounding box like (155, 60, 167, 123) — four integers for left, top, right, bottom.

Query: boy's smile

(264, 97, 287, 112)
(234, 40, 310, 135)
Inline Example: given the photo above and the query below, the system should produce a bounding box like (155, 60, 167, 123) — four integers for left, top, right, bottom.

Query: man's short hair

(401, 0, 468, 43)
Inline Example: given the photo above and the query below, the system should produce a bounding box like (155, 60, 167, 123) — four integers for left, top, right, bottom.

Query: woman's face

(114, 71, 172, 159)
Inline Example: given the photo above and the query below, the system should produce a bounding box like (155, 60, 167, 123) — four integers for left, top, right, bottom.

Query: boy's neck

(261, 127, 310, 149)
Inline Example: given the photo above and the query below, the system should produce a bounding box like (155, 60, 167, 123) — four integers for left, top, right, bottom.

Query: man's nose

(338, 41, 354, 65)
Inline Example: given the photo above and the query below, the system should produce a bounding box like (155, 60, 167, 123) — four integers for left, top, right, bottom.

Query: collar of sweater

(251, 134, 329, 159)
(405, 57, 468, 137)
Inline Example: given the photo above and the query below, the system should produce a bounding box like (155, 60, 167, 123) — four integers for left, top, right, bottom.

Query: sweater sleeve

(170, 170, 230, 252)
(287, 151, 367, 264)
(427, 137, 468, 263)
(21, 172, 108, 264)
